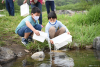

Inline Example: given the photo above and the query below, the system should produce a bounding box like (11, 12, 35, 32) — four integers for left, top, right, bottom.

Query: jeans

(31, 2, 42, 25)
(18, 24, 42, 37)
(6, 0, 14, 16)
(46, 1, 54, 14)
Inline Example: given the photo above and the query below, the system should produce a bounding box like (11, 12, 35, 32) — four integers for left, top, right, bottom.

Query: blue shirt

(45, 20, 69, 38)
(15, 15, 38, 34)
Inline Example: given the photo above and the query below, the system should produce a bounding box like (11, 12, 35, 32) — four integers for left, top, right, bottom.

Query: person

(23, 0, 45, 27)
(45, 11, 70, 44)
(15, 7, 42, 46)
(45, 0, 55, 14)
(2, 0, 15, 16)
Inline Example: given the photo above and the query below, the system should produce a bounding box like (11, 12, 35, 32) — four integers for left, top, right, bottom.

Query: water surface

(2, 49, 100, 67)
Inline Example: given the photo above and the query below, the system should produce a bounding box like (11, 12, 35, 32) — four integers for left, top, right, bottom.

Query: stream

(1, 49, 100, 67)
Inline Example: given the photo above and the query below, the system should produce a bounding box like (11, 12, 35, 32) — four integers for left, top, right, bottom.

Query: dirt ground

(3, 35, 28, 56)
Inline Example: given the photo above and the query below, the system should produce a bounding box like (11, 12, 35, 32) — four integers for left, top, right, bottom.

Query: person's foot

(21, 38, 28, 46)
(41, 25, 43, 27)
(27, 36, 34, 42)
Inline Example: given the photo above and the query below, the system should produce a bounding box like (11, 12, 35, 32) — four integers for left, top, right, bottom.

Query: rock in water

(93, 37, 100, 50)
(31, 51, 45, 61)
(0, 47, 17, 64)
(0, 65, 2, 67)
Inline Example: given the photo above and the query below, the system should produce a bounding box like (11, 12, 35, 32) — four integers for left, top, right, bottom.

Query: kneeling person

(15, 7, 42, 45)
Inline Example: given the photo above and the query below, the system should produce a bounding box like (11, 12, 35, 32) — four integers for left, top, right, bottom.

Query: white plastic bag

(20, 3, 29, 16)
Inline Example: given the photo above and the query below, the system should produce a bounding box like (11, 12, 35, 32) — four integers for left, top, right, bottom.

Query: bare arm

(23, 0, 27, 4)
(2, 0, 4, 3)
(26, 21, 40, 36)
(42, 0, 45, 5)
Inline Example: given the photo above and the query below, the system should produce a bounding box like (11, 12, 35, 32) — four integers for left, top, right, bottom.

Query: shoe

(41, 25, 43, 27)
(27, 36, 34, 42)
(27, 36, 32, 42)
(21, 38, 28, 46)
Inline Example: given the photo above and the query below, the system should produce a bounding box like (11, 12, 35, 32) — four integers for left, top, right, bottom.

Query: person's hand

(34, 30, 40, 36)
(50, 40, 54, 44)
(23, 0, 27, 4)
(42, 0, 45, 5)
(67, 32, 70, 35)
(13, 0, 15, 2)
(2, 1, 4, 4)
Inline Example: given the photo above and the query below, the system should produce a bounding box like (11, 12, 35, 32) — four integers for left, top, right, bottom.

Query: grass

(0, 4, 100, 51)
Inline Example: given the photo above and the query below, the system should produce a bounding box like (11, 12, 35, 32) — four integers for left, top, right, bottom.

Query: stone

(93, 37, 100, 50)
(0, 47, 17, 64)
(0, 65, 2, 67)
(86, 45, 93, 49)
(53, 52, 74, 67)
(0, 14, 5, 17)
(17, 52, 23, 57)
(31, 51, 45, 61)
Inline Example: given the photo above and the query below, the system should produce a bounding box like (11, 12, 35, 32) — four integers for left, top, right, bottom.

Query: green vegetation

(0, 0, 100, 51)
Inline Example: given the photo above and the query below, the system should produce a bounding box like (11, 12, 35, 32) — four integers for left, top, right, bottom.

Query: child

(15, 7, 42, 46)
(45, 11, 70, 44)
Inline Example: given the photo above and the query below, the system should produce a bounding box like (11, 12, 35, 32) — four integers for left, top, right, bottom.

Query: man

(2, 0, 15, 16)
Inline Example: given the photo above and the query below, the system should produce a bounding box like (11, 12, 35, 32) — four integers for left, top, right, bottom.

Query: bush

(14, 0, 20, 13)
(69, 4, 100, 25)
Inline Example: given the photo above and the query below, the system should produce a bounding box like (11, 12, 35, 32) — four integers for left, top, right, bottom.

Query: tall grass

(67, 4, 100, 46)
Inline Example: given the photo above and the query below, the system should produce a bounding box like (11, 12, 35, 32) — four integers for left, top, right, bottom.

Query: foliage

(0, 0, 6, 9)
(69, 4, 100, 25)
(14, 0, 20, 13)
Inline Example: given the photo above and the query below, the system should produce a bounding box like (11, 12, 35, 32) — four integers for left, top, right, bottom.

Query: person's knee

(49, 26, 55, 32)
(60, 27, 66, 32)
(35, 24, 42, 31)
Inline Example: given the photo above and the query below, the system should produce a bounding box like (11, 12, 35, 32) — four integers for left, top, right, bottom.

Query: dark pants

(18, 24, 42, 37)
(6, 0, 14, 16)
(46, 1, 54, 14)
(31, 2, 42, 25)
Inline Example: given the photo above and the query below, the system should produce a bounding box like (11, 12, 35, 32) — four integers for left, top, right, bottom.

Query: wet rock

(17, 52, 23, 57)
(31, 51, 45, 61)
(94, 50, 100, 60)
(39, 63, 50, 67)
(0, 47, 17, 64)
(53, 52, 74, 67)
(93, 37, 100, 50)
(56, 10, 88, 16)
(0, 65, 2, 67)
(86, 45, 93, 49)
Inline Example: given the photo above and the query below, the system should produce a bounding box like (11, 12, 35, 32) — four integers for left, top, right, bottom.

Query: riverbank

(0, 4, 100, 51)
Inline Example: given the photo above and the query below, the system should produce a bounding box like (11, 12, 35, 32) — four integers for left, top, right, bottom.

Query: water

(1, 49, 100, 67)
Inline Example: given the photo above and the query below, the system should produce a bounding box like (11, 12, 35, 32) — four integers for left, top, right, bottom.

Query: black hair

(48, 11, 57, 20)
(31, 7, 41, 14)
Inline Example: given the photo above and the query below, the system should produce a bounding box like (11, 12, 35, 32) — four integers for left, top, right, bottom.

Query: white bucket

(51, 33, 72, 49)
(33, 31, 48, 42)
(20, 3, 29, 16)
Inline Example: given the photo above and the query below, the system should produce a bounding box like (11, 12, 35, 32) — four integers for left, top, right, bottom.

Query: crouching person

(15, 7, 42, 46)
(45, 11, 70, 44)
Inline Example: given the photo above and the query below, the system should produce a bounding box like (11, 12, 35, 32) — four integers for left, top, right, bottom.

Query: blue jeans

(17, 24, 42, 37)
(6, 0, 14, 16)
(31, 2, 42, 25)
(46, 1, 54, 14)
